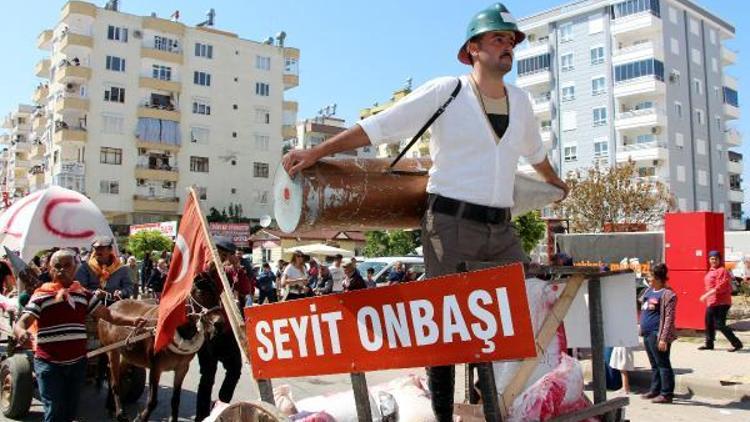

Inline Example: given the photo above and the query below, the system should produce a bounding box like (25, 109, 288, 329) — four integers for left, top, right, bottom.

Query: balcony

(35, 59, 50, 78)
(32, 113, 47, 132)
(283, 101, 298, 112)
(61, 1, 97, 20)
(613, 75, 665, 98)
(283, 74, 299, 90)
(54, 97, 89, 113)
(54, 65, 91, 83)
(14, 159, 30, 169)
(724, 103, 740, 120)
(725, 129, 741, 147)
(37, 29, 53, 50)
(615, 107, 666, 130)
(611, 11, 662, 37)
(30, 173, 46, 188)
(53, 127, 87, 144)
(32, 84, 49, 104)
(728, 189, 744, 203)
(139, 77, 181, 93)
(14, 178, 29, 188)
(516, 69, 551, 89)
(516, 38, 550, 60)
(721, 46, 737, 66)
(723, 74, 738, 91)
(531, 93, 551, 115)
(136, 140, 180, 153)
(282, 125, 296, 139)
(142, 16, 185, 36)
(134, 164, 179, 182)
(612, 41, 663, 66)
(133, 195, 180, 213)
(14, 141, 32, 153)
(59, 32, 94, 52)
(728, 159, 743, 175)
(540, 128, 553, 150)
(137, 105, 181, 122)
(616, 140, 667, 162)
(141, 47, 183, 65)
(30, 143, 46, 159)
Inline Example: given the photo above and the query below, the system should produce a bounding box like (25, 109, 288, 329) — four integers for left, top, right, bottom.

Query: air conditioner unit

(133, 30, 143, 39)
(65, 83, 75, 91)
(653, 160, 659, 166)
(669, 72, 680, 83)
(651, 127, 661, 135)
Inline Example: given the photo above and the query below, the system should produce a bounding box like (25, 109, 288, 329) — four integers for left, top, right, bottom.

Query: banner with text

(208, 222, 251, 248)
(244, 263, 535, 378)
(129, 221, 178, 238)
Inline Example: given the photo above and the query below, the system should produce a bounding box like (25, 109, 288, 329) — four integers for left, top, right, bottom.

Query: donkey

(98, 275, 224, 422)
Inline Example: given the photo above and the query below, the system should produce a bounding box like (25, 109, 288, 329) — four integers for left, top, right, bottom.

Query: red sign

(244, 263, 535, 379)
(208, 222, 250, 247)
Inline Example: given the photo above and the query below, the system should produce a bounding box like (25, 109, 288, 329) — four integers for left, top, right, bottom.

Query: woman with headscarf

(699, 250, 743, 352)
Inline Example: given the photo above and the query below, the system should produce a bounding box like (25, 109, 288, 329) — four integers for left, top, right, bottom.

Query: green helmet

(457, 3, 526, 65)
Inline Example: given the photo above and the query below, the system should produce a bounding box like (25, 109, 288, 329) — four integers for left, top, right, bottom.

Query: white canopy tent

(286, 243, 354, 258)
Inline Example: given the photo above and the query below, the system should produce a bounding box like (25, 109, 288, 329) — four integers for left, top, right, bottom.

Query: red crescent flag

(154, 193, 211, 352)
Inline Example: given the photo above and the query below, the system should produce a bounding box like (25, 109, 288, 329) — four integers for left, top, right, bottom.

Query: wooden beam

(351, 372, 373, 422)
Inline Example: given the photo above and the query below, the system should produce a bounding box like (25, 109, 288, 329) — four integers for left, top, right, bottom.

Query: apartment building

(360, 81, 431, 160)
(23, 1, 299, 225)
(292, 107, 376, 158)
(1, 104, 38, 198)
(515, 0, 743, 229)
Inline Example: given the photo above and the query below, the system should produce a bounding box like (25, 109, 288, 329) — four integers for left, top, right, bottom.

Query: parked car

(357, 256, 425, 287)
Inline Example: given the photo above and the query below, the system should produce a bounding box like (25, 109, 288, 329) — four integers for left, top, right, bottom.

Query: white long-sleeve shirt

(358, 75, 546, 208)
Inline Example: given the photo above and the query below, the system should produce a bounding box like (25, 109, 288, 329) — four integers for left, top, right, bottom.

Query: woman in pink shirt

(699, 251, 743, 352)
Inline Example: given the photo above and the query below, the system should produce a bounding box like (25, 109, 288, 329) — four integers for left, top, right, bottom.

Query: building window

(100, 147, 122, 165)
(104, 86, 125, 103)
(561, 53, 574, 71)
(592, 77, 606, 95)
(711, 57, 718, 73)
(561, 111, 577, 131)
(696, 109, 705, 125)
(693, 78, 702, 95)
(152, 65, 172, 81)
(190, 156, 209, 173)
(563, 145, 577, 162)
(668, 7, 678, 23)
(590, 46, 604, 65)
(674, 101, 683, 118)
(196, 186, 207, 200)
(560, 22, 573, 42)
(691, 48, 702, 66)
(689, 18, 700, 35)
(255, 190, 269, 204)
(709, 29, 717, 45)
(105, 56, 126, 72)
(670, 38, 679, 55)
(610, 0, 660, 19)
(194, 42, 214, 58)
(193, 71, 212, 86)
(562, 84, 575, 101)
(698, 170, 708, 186)
(614, 59, 664, 83)
(107, 25, 128, 42)
(723, 87, 739, 107)
(190, 127, 210, 144)
(99, 180, 119, 194)
(638, 167, 656, 177)
(255, 108, 270, 124)
(730, 203, 742, 219)
(254, 134, 270, 151)
(192, 99, 211, 115)
(256, 55, 271, 70)
(517, 53, 551, 77)
(730, 174, 742, 190)
(253, 162, 269, 178)
(715, 115, 722, 131)
(593, 107, 608, 126)
(588, 16, 603, 34)
(674, 132, 684, 147)
(154, 36, 179, 53)
(284, 57, 299, 75)
(593, 139, 609, 157)
(676, 165, 686, 182)
(101, 114, 124, 134)
(255, 82, 270, 96)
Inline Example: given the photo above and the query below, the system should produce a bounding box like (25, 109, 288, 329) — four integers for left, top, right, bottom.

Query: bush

(128, 231, 173, 260)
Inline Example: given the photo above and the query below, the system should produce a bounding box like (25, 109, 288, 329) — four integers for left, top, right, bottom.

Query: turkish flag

(154, 193, 211, 352)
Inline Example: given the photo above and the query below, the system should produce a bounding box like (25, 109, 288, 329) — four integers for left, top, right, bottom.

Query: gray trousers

(421, 205, 527, 421)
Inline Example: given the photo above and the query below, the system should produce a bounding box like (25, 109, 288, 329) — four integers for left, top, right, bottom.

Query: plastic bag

(493, 278, 566, 392)
(274, 384, 298, 416)
(370, 375, 433, 422)
(508, 354, 594, 422)
(291, 411, 336, 422)
(295, 388, 397, 422)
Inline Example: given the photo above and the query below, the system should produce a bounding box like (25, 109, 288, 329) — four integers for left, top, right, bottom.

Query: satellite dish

(259, 215, 272, 228)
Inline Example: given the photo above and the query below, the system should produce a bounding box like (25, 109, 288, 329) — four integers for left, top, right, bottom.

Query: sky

(0, 0, 747, 203)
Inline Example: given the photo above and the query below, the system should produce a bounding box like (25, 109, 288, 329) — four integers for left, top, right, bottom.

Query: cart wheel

(213, 400, 289, 422)
(120, 365, 147, 404)
(0, 354, 33, 418)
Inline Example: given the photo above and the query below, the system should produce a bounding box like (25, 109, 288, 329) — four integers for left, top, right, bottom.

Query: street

(3, 357, 749, 421)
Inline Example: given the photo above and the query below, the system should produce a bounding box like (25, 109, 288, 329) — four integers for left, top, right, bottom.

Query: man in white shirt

(282, 3, 568, 420)
(328, 254, 345, 293)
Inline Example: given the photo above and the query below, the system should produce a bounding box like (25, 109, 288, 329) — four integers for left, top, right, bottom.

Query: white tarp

(0, 186, 116, 259)
(286, 243, 355, 258)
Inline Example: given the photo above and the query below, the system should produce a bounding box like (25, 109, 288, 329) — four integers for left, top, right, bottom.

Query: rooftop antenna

(275, 31, 287, 47)
(331, 103, 337, 115)
(264, 37, 274, 45)
(405, 77, 413, 91)
(104, 0, 119, 11)
(196, 8, 215, 27)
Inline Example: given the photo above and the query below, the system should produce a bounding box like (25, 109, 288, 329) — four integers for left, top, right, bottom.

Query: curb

(581, 361, 750, 401)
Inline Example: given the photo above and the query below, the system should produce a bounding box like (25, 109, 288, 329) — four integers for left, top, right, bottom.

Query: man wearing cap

(195, 236, 253, 421)
(76, 236, 132, 300)
(281, 3, 568, 418)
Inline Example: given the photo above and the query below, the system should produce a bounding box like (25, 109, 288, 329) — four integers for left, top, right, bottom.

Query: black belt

(429, 194, 511, 225)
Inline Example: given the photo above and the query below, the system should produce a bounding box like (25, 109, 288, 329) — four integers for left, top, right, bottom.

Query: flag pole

(188, 186, 251, 365)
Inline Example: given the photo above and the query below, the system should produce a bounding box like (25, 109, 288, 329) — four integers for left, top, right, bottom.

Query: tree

(512, 210, 547, 254)
(128, 230, 174, 260)
(363, 230, 420, 257)
(554, 160, 674, 233)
